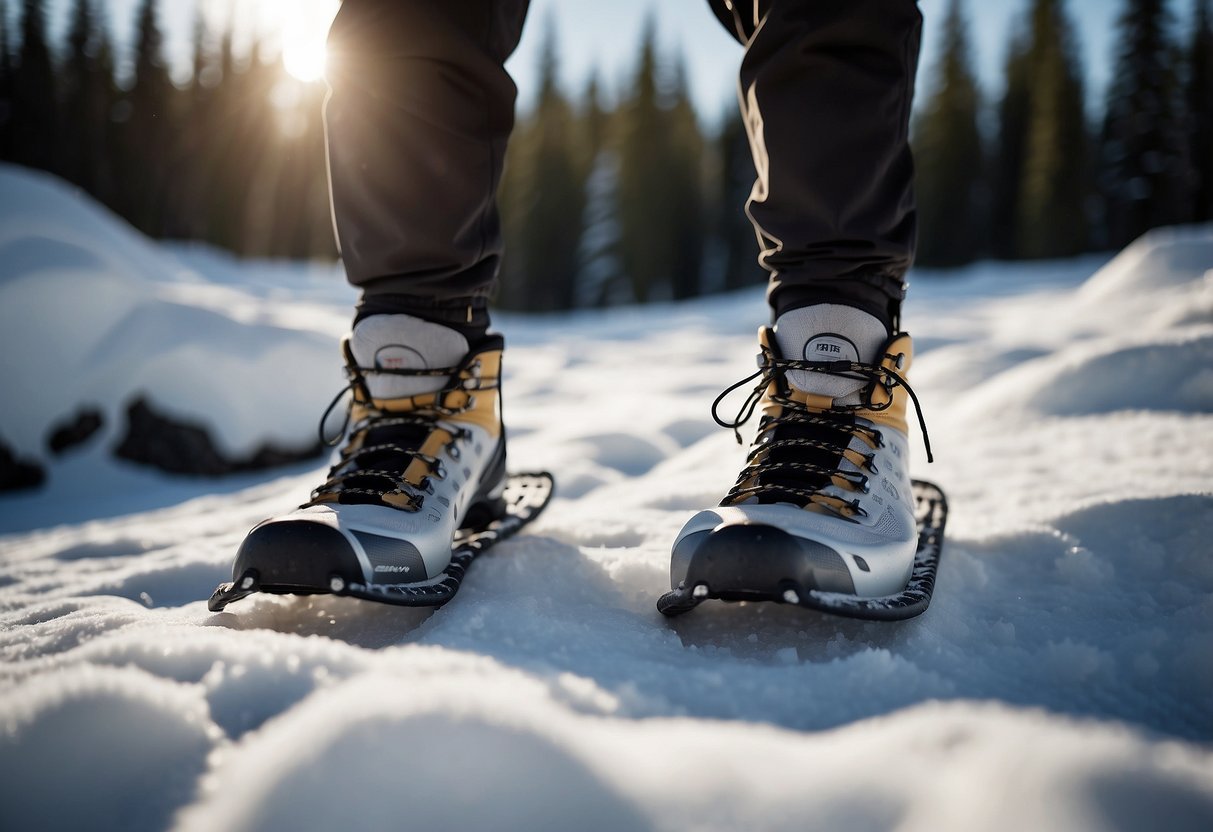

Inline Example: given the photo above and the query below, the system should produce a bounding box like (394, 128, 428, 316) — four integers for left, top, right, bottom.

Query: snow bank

(0, 164, 352, 461)
(179, 670, 1213, 832)
(0, 666, 220, 832)
(1, 171, 1211, 830)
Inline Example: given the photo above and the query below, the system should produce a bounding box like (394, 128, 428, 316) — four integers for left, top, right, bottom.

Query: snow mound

(924, 225, 1213, 425)
(1, 174, 1212, 830)
(961, 324, 1213, 419)
(0, 165, 179, 289)
(0, 666, 220, 832)
(182, 678, 1213, 832)
(0, 163, 351, 461)
(1080, 224, 1213, 299)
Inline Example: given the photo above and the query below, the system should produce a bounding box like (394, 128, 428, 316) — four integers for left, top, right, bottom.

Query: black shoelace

(303, 357, 486, 513)
(711, 345, 933, 518)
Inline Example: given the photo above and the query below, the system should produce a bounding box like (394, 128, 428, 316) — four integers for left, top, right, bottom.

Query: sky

(24, 0, 1207, 128)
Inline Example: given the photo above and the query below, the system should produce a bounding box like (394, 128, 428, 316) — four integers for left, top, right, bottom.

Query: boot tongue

(773, 304, 889, 405)
(349, 314, 470, 399)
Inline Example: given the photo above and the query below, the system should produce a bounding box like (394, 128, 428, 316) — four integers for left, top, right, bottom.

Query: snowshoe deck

(657, 479, 948, 621)
(208, 472, 553, 612)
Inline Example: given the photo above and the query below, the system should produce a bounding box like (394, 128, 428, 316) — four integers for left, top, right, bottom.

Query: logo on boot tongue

(374, 345, 426, 371)
(803, 333, 859, 364)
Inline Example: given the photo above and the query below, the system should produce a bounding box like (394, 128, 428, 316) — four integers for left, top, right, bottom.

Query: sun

(280, 1, 340, 83)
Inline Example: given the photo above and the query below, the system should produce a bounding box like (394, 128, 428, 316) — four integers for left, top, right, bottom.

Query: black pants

(326, 0, 921, 322)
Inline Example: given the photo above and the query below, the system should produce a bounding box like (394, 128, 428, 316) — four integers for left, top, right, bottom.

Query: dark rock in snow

(0, 438, 46, 492)
(114, 395, 323, 476)
(47, 407, 104, 455)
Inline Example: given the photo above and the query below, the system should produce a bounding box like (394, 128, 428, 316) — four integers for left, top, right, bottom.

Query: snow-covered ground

(2, 164, 1212, 831)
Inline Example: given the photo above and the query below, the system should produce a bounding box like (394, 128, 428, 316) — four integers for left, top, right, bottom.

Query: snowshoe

(658, 478, 945, 620)
(209, 472, 553, 611)
(660, 304, 946, 621)
(209, 314, 552, 612)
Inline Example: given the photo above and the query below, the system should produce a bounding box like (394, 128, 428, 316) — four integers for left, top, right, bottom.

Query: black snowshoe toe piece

(231, 520, 365, 595)
(668, 523, 857, 602)
(208, 472, 554, 612)
(657, 479, 948, 621)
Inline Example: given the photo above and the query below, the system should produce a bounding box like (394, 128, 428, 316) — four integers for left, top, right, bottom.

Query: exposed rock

(0, 437, 46, 493)
(113, 396, 324, 476)
(47, 407, 104, 455)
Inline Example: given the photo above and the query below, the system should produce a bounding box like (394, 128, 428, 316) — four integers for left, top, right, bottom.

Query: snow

(2, 163, 1213, 830)
(0, 165, 351, 459)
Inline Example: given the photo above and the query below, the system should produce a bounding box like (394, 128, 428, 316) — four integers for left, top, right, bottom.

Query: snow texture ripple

(2, 165, 1212, 831)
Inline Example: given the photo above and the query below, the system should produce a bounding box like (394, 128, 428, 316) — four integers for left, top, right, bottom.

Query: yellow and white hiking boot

(209, 314, 552, 612)
(658, 304, 943, 620)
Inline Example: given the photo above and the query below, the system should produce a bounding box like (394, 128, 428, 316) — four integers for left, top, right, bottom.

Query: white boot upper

(253, 314, 505, 583)
(674, 304, 922, 597)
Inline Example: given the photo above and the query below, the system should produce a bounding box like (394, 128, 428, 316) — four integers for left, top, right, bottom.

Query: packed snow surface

(2, 165, 1212, 831)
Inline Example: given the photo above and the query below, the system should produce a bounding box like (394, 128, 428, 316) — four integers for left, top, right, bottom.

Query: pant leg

(707, 0, 922, 325)
(325, 0, 530, 302)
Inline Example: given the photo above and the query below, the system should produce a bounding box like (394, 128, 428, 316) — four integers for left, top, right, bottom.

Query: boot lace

(302, 355, 488, 513)
(711, 343, 932, 519)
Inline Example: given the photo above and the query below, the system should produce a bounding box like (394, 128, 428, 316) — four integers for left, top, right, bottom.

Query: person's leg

(708, 0, 921, 328)
(218, 1, 534, 611)
(325, 0, 531, 330)
(661, 1, 930, 617)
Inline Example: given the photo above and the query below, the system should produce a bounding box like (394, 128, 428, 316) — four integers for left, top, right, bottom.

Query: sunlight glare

(280, 1, 340, 83)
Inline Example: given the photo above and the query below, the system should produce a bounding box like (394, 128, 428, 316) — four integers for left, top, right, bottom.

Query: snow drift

(0, 164, 351, 466)
(1, 170, 1212, 831)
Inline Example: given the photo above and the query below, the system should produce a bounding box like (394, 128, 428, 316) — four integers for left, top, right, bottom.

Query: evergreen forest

(1, 0, 1210, 311)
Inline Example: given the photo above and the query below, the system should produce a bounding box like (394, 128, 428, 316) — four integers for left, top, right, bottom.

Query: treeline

(0, 0, 334, 258)
(495, 21, 759, 310)
(0, 0, 760, 308)
(916, 0, 1213, 266)
(1, 1, 1210, 310)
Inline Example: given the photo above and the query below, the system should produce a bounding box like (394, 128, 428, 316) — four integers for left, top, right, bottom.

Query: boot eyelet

(865, 454, 879, 474)
(447, 444, 462, 460)
(432, 460, 447, 480)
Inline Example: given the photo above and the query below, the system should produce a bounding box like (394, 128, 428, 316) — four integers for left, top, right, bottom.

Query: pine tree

(262, 57, 332, 259)
(1189, 0, 1213, 222)
(497, 19, 585, 310)
(715, 105, 762, 292)
(913, 0, 985, 266)
(202, 24, 251, 254)
(991, 26, 1031, 258)
(1016, 0, 1089, 258)
(172, 11, 215, 241)
(665, 55, 705, 299)
(237, 39, 284, 256)
(0, 0, 13, 158)
(11, 0, 56, 172)
(580, 71, 608, 167)
(574, 73, 625, 306)
(87, 4, 117, 208)
(616, 18, 661, 302)
(1100, 0, 1190, 248)
(616, 17, 692, 303)
(123, 0, 174, 234)
(575, 145, 625, 307)
(60, 0, 111, 192)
